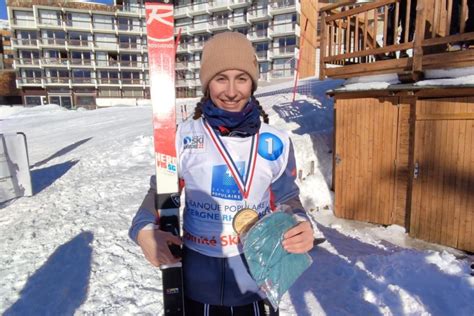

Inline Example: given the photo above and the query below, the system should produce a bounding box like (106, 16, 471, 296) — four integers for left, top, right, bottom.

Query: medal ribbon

(203, 120, 259, 200)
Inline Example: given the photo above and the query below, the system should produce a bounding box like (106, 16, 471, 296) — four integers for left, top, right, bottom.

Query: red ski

(144, 1, 184, 315)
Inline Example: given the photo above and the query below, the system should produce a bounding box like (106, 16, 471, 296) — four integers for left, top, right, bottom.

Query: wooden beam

(325, 0, 396, 22)
(416, 113, 474, 120)
(412, 0, 426, 73)
(323, 42, 413, 62)
(422, 49, 474, 66)
(422, 32, 474, 47)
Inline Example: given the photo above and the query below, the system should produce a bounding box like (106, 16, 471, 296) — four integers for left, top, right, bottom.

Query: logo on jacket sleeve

(211, 162, 244, 201)
(183, 134, 204, 150)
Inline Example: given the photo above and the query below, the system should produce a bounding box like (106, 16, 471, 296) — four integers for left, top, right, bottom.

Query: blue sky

(0, 0, 114, 20)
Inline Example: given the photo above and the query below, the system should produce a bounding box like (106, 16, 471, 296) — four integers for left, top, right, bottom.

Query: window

(122, 71, 141, 84)
(16, 31, 37, 45)
(69, 32, 90, 46)
(46, 69, 69, 83)
(70, 51, 91, 65)
(99, 71, 119, 84)
(99, 88, 121, 97)
(42, 30, 66, 45)
(66, 13, 90, 28)
(39, 9, 62, 26)
(25, 96, 43, 106)
(13, 11, 34, 27)
(119, 35, 138, 48)
(122, 88, 143, 97)
(118, 17, 140, 31)
(93, 15, 114, 30)
(95, 33, 117, 49)
(72, 70, 92, 83)
(21, 69, 42, 83)
(120, 54, 138, 66)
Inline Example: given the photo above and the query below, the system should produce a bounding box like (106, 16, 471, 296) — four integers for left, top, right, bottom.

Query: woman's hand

(137, 228, 183, 267)
(282, 221, 314, 254)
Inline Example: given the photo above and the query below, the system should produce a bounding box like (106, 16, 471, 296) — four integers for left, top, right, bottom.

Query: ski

(144, 1, 184, 315)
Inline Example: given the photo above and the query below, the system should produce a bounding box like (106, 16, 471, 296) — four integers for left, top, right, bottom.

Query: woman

(130, 32, 314, 316)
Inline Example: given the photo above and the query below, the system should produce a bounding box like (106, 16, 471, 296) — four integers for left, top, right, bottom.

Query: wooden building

(319, 0, 474, 252)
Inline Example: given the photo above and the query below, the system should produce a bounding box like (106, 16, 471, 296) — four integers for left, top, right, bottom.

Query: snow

(1, 78, 473, 316)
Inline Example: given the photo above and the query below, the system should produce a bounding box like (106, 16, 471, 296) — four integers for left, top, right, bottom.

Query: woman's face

(208, 69, 252, 112)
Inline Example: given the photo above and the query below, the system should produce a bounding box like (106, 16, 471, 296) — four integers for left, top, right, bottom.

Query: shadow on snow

(4, 231, 93, 316)
(288, 224, 474, 315)
(31, 160, 79, 194)
(31, 137, 92, 169)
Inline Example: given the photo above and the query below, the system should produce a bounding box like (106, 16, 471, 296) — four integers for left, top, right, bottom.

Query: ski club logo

(258, 133, 284, 161)
(211, 162, 245, 201)
(183, 134, 205, 150)
(145, 4, 174, 48)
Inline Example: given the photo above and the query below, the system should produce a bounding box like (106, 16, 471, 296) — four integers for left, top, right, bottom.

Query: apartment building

(174, 0, 319, 98)
(7, 0, 319, 107)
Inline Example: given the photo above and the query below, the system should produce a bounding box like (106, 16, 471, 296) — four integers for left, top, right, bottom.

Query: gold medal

(233, 208, 259, 235)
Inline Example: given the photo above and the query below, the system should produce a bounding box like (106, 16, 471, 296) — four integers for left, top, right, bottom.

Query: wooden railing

(320, 0, 474, 80)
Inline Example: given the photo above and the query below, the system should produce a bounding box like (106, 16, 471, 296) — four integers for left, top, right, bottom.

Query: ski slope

(1, 78, 473, 315)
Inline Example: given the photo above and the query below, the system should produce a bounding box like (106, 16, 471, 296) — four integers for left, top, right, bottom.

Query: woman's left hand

(282, 221, 314, 254)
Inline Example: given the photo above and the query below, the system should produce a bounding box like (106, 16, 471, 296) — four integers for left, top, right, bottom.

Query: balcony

(271, 45, 296, 59)
(68, 39, 93, 49)
(208, 0, 232, 12)
(189, 60, 202, 69)
(120, 61, 143, 69)
(209, 19, 230, 31)
(189, 3, 210, 16)
(256, 50, 269, 61)
(319, 0, 474, 80)
(248, 29, 270, 41)
(118, 42, 143, 51)
(37, 17, 64, 29)
(94, 41, 119, 51)
(174, 6, 191, 19)
(17, 77, 42, 86)
(98, 78, 120, 85)
(11, 18, 36, 29)
(229, 15, 250, 28)
(71, 77, 96, 85)
(189, 41, 204, 51)
(247, 6, 271, 22)
(176, 60, 189, 70)
(39, 38, 67, 48)
(269, 22, 297, 37)
(190, 22, 211, 34)
(70, 58, 93, 67)
(14, 58, 41, 67)
(42, 58, 69, 67)
(95, 60, 120, 68)
(229, 0, 251, 10)
(11, 39, 39, 49)
(177, 42, 191, 54)
(175, 25, 191, 36)
(65, 21, 92, 32)
(269, 0, 298, 15)
(121, 78, 143, 86)
(44, 77, 70, 86)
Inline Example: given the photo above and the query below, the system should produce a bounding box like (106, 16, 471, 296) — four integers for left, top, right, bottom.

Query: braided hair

(192, 95, 269, 124)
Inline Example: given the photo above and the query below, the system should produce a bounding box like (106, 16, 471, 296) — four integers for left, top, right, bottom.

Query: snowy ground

(1, 78, 473, 315)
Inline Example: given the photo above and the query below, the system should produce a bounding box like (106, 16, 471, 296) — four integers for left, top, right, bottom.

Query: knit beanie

(199, 32, 259, 93)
